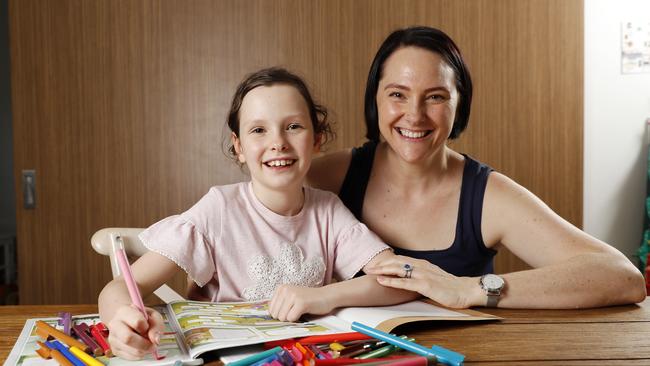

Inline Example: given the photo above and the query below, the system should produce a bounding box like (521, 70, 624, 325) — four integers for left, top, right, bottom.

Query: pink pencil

(115, 246, 163, 360)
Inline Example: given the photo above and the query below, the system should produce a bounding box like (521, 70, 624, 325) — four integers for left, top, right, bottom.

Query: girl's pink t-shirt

(140, 182, 389, 302)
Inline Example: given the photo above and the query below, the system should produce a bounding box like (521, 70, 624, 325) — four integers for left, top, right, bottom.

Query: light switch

(22, 170, 36, 209)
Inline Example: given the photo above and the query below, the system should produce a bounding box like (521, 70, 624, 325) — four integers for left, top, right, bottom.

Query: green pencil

(355, 337, 414, 359)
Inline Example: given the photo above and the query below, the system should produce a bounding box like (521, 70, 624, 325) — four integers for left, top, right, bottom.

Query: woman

(308, 26, 646, 309)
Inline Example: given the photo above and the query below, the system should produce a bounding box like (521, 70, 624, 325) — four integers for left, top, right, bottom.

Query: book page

(166, 300, 347, 358)
(332, 300, 497, 332)
(335, 301, 467, 327)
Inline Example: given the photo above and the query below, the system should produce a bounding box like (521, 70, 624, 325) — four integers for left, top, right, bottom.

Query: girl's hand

(364, 255, 480, 309)
(268, 285, 333, 322)
(106, 305, 165, 360)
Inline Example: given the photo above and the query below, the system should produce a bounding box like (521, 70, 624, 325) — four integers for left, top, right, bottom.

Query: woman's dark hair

(225, 67, 334, 158)
(364, 26, 473, 141)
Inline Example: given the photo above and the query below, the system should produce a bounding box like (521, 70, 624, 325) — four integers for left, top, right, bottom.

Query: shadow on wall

(604, 130, 649, 267)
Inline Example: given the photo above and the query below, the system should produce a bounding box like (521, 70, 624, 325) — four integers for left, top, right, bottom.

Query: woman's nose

(405, 100, 424, 123)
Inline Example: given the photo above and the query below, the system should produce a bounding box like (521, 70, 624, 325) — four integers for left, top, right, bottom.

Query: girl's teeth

(267, 160, 294, 167)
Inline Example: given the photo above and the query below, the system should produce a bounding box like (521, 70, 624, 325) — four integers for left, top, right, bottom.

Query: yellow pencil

(70, 346, 105, 366)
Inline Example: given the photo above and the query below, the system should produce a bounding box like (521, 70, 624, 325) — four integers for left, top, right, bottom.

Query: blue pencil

(351, 321, 465, 366)
(45, 340, 86, 366)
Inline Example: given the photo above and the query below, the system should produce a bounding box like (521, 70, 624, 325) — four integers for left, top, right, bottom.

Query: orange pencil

(36, 341, 73, 366)
(35, 320, 89, 353)
(35, 341, 51, 359)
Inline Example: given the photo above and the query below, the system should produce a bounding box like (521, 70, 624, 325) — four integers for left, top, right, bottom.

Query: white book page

(333, 300, 468, 328)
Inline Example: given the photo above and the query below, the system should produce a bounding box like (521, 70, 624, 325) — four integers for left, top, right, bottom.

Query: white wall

(584, 0, 650, 263)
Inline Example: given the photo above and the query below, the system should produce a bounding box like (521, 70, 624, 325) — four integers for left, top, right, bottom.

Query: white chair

(91, 228, 184, 303)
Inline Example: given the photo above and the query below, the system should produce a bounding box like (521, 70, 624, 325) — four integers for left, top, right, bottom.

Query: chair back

(91, 228, 184, 303)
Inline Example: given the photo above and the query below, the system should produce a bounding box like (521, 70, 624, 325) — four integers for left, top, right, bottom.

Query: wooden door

(10, 0, 582, 304)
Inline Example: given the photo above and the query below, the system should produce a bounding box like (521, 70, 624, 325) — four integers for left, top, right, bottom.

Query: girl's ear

(231, 132, 246, 164)
(313, 133, 322, 153)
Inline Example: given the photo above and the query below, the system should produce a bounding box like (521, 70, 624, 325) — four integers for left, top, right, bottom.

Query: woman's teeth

(265, 159, 295, 167)
(398, 128, 429, 139)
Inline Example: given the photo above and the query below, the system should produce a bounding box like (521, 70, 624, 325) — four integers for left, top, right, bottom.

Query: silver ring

(403, 263, 413, 279)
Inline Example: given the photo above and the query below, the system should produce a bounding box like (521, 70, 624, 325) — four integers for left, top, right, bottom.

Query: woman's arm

(306, 149, 353, 192)
(268, 251, 420, 322)
(367, 173, 646, 309)
(478, 172, 646, 308)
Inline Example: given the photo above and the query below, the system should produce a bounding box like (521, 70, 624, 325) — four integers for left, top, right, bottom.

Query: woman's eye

(429, 94, 447, 103)
(388, 91, 404, 99)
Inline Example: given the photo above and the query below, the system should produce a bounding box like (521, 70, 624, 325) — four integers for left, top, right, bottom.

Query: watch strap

(486, 292, 500, 307)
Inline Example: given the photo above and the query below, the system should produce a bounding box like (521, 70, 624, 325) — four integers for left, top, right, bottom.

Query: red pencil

(314, 355, 422, 366)
(90, 324, 113, 357)
(297, 332, 374, 345)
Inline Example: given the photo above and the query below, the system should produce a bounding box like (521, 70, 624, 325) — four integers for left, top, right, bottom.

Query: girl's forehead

(241, 85, 309, 116)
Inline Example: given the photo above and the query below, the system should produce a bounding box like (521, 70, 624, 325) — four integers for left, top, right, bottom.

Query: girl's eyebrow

(241, 119, 267, 127)
(283, 113, 307, 120)
(383, 83, 449, 93)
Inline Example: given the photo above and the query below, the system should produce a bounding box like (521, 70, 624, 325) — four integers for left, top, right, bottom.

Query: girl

(98, 67, 415, 360)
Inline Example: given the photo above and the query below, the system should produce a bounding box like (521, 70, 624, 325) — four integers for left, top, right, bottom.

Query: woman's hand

(268, 285, 333, 322)
(106, 305, 165, 360)
(364, 255, 480, 309)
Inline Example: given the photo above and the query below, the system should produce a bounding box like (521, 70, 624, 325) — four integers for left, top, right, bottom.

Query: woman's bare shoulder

(307, 148, 353, 194)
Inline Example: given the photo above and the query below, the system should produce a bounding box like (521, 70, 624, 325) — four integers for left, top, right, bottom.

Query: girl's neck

(250, 181, 305, 216)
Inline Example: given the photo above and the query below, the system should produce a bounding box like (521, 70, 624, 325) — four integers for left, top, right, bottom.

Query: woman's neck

(250, 181, 305, 216)
(378, 142, 454, 193)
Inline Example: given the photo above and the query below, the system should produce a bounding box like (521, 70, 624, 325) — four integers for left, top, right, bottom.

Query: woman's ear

(231, 132, 246, 164)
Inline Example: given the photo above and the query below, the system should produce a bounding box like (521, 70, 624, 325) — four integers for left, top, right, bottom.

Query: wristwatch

(479, 274, 505, 307)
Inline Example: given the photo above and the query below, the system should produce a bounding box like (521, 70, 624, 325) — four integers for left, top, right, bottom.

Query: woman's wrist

(463, 276, 487, 308)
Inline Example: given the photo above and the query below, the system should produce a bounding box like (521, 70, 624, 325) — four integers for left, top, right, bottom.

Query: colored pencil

(297, 332, 374, 345)
(36, 320, 89, 352)
(70, 346, 105, 366)
(115, 246, 162, 360)
(351, 322, 464, 366)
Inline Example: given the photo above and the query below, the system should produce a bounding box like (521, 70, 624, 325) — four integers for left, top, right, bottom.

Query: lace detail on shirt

(242, 241, 325, 301)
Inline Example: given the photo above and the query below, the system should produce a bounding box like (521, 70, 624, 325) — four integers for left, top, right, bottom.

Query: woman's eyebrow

(383, 83, 449, 93)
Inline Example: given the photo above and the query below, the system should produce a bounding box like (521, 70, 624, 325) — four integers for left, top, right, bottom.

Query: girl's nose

(271, 142, 287, 151)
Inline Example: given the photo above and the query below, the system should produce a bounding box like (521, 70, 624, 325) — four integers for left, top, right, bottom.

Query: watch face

(482, 274, 504, 290)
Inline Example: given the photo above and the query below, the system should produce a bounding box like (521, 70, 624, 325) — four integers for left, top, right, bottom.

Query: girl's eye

(287, 123, 304, 130)
(250, 127, 265, 134)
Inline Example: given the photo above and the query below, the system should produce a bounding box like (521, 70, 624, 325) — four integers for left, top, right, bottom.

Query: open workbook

(6, 299, 498, 365)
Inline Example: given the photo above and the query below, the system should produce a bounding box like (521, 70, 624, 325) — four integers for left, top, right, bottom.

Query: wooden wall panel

(10, 0, 582, 304)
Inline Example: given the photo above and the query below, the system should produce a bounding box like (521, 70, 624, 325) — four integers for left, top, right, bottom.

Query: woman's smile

(395, 127, 433, 140)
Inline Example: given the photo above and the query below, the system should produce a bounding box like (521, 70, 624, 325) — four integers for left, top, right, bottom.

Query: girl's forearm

(98, 279, 135, 324)
(323, 275, 419, 310)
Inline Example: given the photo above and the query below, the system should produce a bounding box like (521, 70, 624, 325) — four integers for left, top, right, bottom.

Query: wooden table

(1, 299, 650, 365)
